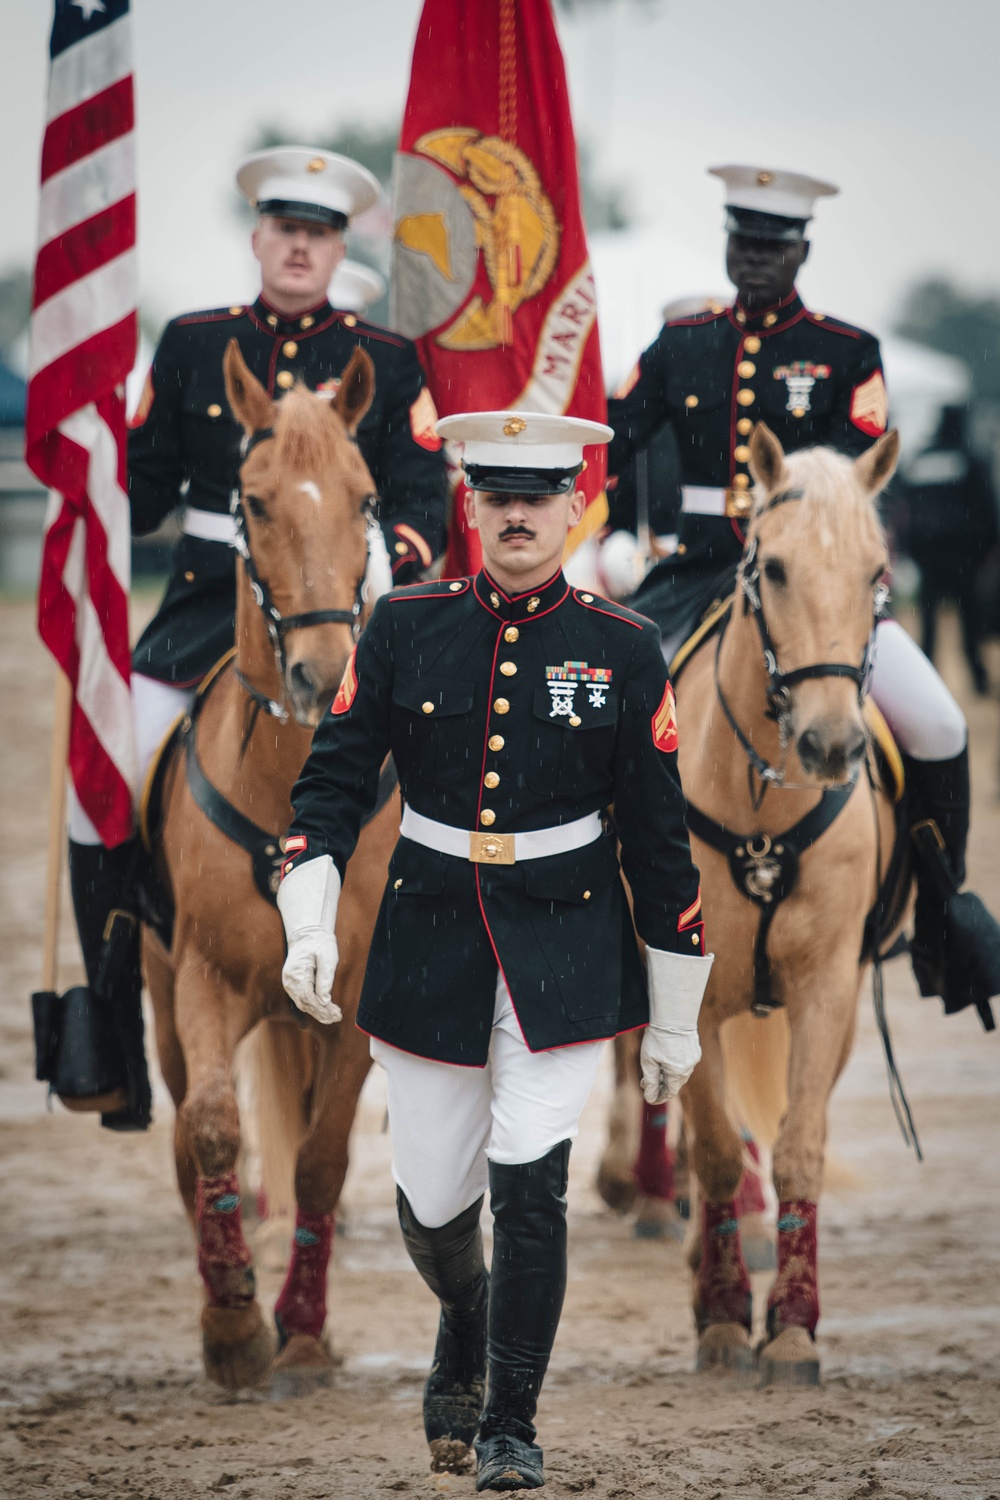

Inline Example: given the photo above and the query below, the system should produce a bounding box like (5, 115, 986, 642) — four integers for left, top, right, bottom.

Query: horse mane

(757, 446, 886, 552)
(272, 383, 351, 472)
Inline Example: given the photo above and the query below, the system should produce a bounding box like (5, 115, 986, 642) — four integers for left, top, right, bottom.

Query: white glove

(276, 855, 342, 1025)
(640, 946, 714, 1103)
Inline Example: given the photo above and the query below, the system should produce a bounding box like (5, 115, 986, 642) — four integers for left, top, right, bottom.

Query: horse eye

(763, 558, 787, 586)
(246, 495, 268, 521)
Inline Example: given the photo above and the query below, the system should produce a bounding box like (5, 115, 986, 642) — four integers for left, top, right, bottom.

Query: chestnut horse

(601, 423, 906, 1383)
(143, 341, 397, 1393)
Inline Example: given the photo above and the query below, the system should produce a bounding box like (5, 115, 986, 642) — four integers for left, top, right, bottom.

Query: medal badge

(544, 661, 612, 718)
(772, 361, 831, 415)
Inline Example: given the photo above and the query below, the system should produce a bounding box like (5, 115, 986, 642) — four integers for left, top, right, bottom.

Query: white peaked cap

(708, 164, 839, 222)
(237, 146, 380, 225)
(436, 410, 613, 471)
(329, 260, 386, 313)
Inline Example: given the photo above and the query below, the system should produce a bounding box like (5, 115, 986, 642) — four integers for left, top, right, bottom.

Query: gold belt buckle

(725, 486, 753, 519)
(470, 831, 516, 865)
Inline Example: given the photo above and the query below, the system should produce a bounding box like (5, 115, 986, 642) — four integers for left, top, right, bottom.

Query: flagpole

(40, 668, 72, 995)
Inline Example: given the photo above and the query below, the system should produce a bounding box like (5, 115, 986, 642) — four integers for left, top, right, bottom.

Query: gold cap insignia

(503, 417, 527, 436)
(307, 157, 326, 173)
(756, 170, 775, 185)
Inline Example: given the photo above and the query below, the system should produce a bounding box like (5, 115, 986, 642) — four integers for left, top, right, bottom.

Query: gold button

(684, 394, 699, 409)
(583, 890, 592, 901)
(676, 543, 687, 555)
(692, 932, 700, 945)
(484, 771, 500, 789)
(736, 309, 746, 324)
(300, 315, 315, 330)
(500, 661, 516, 677)
(737, 389, 755, 407)
(207, 403, 222, 418)
(395, 540, 409, 555)
(480, 809, 496, 827)
(813, 312, 826, 322)
(343, 314, 357, 327)
(394, 879, 402, 890)
(764, 313, 778, 327)
(449, 581, 463, 592)
(569, 715, 582, 727)
(184, 570, 195, 582)
(581, 593, 594, 603)
(732, 473, 750, 491)
(757, 170, 775, 185)
(267, 314, 278, 328)
(229, 306, 243, 317)
(489, 734, 505, 751)
(737, 360, 756, 378)
(504, 626, 519, 643)
(490, 591, 500, 607)
(276, 370, 294, 389)
(526, 597, 540, 613)
(422, 701, 435, 714)
(307, 157, 327, 173)
(792, 407, 806, 419)
(744, 335, 761, 354)
(282, 340, 298, 358)
(493, 698, 510, 715)
(737, 417, 754, 435)
(734, 444, 751, 463)
(730, 492, 752, 516)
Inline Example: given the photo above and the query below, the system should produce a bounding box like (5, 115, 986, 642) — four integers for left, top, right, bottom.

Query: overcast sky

(5, 0, 1000, 350)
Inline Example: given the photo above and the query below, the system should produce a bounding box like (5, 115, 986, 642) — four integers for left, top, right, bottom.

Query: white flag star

(72, 0, 107, 20)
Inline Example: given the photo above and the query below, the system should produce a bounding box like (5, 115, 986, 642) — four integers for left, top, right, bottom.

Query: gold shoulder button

(207, 403, 222, 418)
(449, 581, 464, 592)
(343, 314, 357, 328)
(229, 306, 243, 317)
(421, 701, 435, 714)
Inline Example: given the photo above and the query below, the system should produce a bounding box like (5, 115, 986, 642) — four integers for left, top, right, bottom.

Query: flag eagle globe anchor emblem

(392, 129, 560, 347)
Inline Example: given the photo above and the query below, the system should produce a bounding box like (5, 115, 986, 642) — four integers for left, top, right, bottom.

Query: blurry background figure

(898, 404, 1000, 695)
(329, 258, 386, 316)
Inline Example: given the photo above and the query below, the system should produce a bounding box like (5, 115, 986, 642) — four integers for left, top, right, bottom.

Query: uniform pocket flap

(531, 686, 618, 729)
(523, 832, 620, 905)
(388, 836, 449, 896)
(392, 679, 475, 719)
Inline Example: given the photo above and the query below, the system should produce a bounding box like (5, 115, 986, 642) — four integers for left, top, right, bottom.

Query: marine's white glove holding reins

(276, 855, 342, 1025)
(640, 947, 714, 1103)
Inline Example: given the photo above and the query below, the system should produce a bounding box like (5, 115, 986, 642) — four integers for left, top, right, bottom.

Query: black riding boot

(906, 748, 1000, 1031)
(474, 1140, 571, 1493)
(396, 1189, 488, 1472)
(67, 838, 152, 1128)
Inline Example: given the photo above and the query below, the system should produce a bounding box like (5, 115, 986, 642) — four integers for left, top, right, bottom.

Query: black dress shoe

(474, 1432, 545, 1491)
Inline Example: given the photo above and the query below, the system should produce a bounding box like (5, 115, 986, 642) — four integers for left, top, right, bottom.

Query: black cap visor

(257, 199, 348, 231)
(463, 462, 583, 496)
(725, 206, 809, 243)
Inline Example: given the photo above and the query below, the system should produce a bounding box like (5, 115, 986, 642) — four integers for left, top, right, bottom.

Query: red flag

(391, 0, 608, 576)
(27, 0, 137, 849)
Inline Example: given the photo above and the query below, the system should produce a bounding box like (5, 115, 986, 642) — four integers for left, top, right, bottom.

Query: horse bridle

(716, 483, 889, 800)
(230, 422, 381, 723)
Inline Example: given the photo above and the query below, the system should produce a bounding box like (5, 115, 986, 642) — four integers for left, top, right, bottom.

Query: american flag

(26, 0, 137, 849)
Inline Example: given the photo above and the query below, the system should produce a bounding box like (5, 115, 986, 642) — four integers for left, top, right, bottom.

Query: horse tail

(237, 1020, 315, 1220)
(721, 1008, 789, 1150)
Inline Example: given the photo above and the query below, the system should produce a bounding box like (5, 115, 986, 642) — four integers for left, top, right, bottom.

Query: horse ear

(748, 422, 787, 493)
(332, 346, 375, 434)
(854, 428, 900, 497)
(223, 338, 274, 434)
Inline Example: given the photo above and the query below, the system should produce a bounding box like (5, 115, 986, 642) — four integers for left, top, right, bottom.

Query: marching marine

(276, 413, 713, 1490)
(59, 148, 449, 1128)
(608, 163, 1000, 1025)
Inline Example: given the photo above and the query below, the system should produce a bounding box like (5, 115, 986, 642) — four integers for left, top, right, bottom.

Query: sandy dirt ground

(1, 598, 998, 1500)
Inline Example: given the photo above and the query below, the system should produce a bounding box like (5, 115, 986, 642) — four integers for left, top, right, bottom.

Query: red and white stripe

(27, 7, 137, 848)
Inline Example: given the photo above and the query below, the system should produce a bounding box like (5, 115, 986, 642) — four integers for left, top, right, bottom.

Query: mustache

(499, 525, 535, 539)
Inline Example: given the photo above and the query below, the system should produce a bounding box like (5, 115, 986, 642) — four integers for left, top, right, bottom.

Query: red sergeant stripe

(41, 78, 134, 182)
(25, 316, 136, 449)
(32, 196, 135, 309)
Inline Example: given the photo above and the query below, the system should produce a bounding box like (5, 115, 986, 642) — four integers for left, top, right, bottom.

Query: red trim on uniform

(803, 311, 862, 340)
(651, 680, 679, 752)
(393, 523, 433, 568)
(330, 647, 358, 715)
(678, 891, 702, 928)
(388, 578, 470, 601)
(175, 309, 244, 326)
(664, 308, 726, 329)
(280, 833, 309, 880)
(573, 594, 644, 631)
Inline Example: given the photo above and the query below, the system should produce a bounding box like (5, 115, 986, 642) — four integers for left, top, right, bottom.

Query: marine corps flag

(391, 0, 607, 576)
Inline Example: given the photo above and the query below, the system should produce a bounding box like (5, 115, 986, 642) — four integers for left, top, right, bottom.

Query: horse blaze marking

(299, 481, 322, 503)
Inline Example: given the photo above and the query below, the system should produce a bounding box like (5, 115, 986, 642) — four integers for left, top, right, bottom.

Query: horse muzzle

(287, 659, 337, 728)
(796, 717, 866, 784)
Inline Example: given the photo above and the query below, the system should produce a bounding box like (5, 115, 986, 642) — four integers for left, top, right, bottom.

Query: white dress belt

(182, 507, 238, 543)
(400, 805, 602, 866)
(681, 485, 728, 517)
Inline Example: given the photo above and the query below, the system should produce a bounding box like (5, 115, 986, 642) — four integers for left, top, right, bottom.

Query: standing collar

(473, 567, 569, 623)
(251, 294, 333, 336)
(729, 288, 804, 334)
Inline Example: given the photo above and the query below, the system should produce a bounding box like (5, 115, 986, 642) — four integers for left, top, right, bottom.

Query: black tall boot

(906, 748, 999, 1031)
(396, 1190, 488, 1473)
(67, 838, 152, 1129)
(474, 1140, 571, 1493)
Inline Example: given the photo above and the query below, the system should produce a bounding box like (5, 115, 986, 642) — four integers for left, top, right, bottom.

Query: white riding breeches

(67, 673, 194, 844)
(370, 974, 605, 1230)
(869, 620, 967, 761)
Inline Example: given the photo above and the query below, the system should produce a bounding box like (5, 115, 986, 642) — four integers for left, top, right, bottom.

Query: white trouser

(869, 620, 967, 761)
(370, 974, 605, 1230)
(67, 674, 194, 844)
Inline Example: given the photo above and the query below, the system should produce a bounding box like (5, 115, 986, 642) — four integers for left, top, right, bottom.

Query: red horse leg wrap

(733, 1129, 768, 1218)
(696, 1199, 752, 1333)
(767, 1199, 819, 1338)
(274, 1210, 335, 1344)
(196, 1173, 256, 1309)
(633, 1101, 674, 1201)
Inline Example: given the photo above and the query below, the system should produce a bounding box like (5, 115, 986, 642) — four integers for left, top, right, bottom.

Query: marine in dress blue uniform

(276, 413, 714, 1489)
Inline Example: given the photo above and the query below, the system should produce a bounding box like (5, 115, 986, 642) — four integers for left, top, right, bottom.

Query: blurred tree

(894, 277, 1000, 402)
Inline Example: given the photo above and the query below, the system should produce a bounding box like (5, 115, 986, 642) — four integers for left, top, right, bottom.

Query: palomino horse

(143, 340, 397, 1392)
(602, 422, 905, 1383)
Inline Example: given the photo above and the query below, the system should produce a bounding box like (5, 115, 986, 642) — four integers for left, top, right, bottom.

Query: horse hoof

(429, 1437, 476, 1475)
(595, 1162, 638, 1215)
(740, 1214, 777, 1272)
(269, 1332, 336, 1400)
(633, 1195, 686, 1242)
(695, 1322, 754, 1376)
(201, 1303, 274, 1391)
(758, 1326, 821, 1386)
